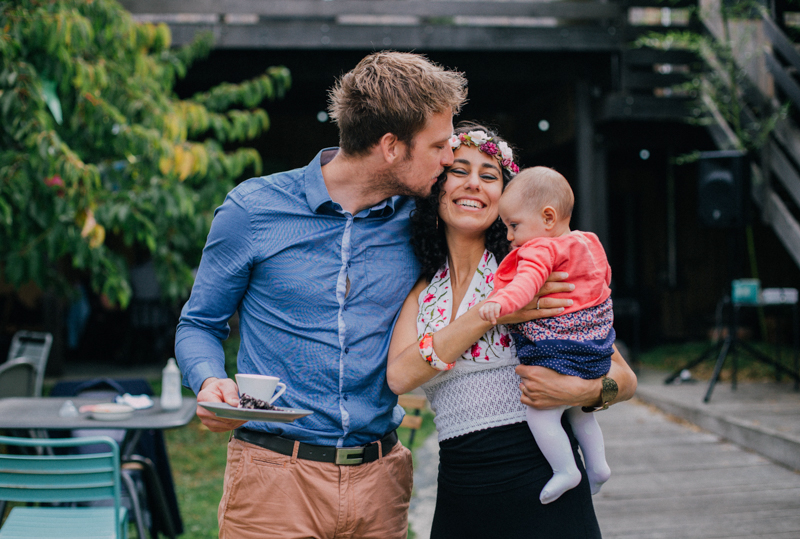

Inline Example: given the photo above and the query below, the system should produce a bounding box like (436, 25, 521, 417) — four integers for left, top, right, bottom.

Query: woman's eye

(481, 174, 499, 181)
(449, 168, 467, 176)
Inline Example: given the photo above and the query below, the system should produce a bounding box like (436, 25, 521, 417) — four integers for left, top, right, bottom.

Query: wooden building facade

(110, 0, 800, 347)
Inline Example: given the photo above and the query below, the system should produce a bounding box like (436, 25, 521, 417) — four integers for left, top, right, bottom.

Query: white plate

(86, 403, 135, 421)
(199, 402, 313, 423)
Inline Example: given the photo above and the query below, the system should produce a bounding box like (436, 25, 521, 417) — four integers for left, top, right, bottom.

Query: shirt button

(345, 347, 350, 354)
(343, 394, 349, 401)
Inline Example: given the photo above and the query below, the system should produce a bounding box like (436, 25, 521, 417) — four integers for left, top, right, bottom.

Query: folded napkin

(115, 393, 154, 410)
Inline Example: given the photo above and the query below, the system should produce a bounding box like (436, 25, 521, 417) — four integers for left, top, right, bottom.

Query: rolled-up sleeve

(175, 192, 254, 394)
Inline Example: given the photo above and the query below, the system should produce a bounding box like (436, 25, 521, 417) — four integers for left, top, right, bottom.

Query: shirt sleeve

(175, 191, 254, 394)
(490, 243, 555, 316)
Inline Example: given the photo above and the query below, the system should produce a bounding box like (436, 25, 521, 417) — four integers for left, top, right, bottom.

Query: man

(176, 51, 467, 538)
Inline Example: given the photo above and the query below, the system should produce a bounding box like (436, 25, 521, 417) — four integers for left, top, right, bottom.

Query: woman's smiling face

(438, 145, 504, 237)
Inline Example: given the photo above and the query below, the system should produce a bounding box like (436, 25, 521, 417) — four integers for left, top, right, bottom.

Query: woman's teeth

(457, 200, 482, 209)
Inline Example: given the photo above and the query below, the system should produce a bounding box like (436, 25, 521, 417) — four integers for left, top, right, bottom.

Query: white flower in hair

(466, 130, 490, 146)
(498, 141, 513, 161)
(449, 134, 461, 149)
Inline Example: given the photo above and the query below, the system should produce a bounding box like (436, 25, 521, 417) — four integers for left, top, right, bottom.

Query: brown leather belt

(233, 428, 398, 465)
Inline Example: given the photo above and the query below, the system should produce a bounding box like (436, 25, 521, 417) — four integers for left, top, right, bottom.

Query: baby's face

(499, 196, 552, 249)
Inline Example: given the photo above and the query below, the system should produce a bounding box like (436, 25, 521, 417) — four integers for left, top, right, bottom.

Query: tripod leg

(737, 341, 800, 385)
(731, 304, 739, 391)
(704, 338, 732, 403)
(664, 342, 719, 384)
(794, 303, 799, 391)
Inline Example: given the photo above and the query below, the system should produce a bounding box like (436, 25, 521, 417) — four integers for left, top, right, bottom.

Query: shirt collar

(304, 147, 399, 218)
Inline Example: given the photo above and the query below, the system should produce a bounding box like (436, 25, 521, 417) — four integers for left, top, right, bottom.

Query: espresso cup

(235, 374, 287, 404)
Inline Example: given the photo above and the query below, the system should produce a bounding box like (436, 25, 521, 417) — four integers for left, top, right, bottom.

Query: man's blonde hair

(328, 51, 468, 156)
(506, 167, 574, 220)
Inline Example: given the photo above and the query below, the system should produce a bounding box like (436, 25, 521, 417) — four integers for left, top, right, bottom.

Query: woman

(387, 123, 636, 538)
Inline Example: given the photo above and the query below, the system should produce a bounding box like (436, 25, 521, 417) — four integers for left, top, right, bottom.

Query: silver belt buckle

(335, 447, 364, 465)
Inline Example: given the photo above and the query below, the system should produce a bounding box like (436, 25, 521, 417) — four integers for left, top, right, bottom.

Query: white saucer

(199, 402, 313, 423)
(85, 403, 135, 421)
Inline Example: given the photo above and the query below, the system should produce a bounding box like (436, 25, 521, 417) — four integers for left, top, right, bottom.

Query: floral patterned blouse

(417, 250, 526, 440)
(417, 250, 518, 373)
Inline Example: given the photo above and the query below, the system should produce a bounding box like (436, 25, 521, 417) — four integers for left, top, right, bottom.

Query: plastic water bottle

(161, 358, 183, 411)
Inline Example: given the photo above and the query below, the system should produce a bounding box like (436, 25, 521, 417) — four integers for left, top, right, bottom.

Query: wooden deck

(409, 394, 800, 538)
(595, 399, 800, 539)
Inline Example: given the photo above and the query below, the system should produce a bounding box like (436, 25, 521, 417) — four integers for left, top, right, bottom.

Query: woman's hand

(498, 272, 574, 325)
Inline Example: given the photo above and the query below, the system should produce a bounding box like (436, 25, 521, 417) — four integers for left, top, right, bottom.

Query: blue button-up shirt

(175, 148, 420, 446)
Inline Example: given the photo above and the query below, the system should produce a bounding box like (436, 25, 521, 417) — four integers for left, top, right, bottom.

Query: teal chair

(0, 435, 128, 539)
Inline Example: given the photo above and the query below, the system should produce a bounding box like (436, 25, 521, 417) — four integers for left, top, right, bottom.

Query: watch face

(602, 376, 618, 403)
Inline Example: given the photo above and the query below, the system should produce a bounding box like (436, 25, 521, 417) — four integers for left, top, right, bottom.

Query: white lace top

(418, 251, 527, 441)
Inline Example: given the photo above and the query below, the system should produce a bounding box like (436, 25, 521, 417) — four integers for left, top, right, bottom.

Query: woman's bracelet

(418, 332, 454, 371)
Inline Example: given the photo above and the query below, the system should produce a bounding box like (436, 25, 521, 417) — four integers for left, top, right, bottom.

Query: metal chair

(0, 435, 128, 539)
(5, 331, 52, 396)
(49, 378, 183, 539)
(0, 358, 38, 398)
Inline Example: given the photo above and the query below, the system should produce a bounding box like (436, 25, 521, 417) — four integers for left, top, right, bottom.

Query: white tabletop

(0, 396, 196, 430)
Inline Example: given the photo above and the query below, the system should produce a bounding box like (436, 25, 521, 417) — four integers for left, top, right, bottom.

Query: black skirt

(430, 421, 602, 539)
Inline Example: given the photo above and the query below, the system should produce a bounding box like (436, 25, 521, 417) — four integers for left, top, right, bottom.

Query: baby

(479, 166, 614, 505)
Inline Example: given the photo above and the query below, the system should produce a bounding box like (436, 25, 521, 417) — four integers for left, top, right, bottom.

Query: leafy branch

(0, 0, 290, 307)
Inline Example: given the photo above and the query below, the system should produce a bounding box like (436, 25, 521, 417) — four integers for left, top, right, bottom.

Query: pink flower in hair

(510, 163, 520, 174)
(480, 142, 498, 156)
(498, 141, 514, 161)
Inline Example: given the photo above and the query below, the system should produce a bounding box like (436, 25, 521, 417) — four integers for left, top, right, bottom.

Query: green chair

(0, 435, 128, 539)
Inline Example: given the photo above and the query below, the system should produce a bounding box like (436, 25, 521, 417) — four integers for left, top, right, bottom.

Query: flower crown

(449, 130, 520, 175)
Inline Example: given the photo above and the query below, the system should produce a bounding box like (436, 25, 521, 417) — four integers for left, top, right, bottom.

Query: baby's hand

(479, 302, 502, 325)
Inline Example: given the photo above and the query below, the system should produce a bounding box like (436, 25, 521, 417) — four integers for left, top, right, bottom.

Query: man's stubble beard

(370, 147, 435, 199)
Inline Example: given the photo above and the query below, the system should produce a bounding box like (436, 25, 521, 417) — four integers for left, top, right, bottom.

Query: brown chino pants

(218, 436, 414, 539)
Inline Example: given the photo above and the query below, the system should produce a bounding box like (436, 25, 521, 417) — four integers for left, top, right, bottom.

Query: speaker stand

(664, 296, 800, 402)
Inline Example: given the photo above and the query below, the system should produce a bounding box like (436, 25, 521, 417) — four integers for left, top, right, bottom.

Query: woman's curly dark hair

(410, 122, 517, 280)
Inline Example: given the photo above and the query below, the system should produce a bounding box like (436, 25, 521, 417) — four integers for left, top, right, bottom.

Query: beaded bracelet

(419, 332, 454, 371)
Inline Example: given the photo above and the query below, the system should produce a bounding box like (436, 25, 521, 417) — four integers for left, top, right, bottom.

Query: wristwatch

(582, 375, 618, 413)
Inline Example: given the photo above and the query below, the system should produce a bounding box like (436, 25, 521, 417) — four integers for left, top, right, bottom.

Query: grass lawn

(636, 339, 799, 382)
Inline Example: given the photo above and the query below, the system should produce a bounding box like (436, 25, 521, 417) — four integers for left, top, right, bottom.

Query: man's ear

(542, 206, 557, 229)
(378, 132, 402, 164)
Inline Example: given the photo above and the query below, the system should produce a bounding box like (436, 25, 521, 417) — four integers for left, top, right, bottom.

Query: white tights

(526, 405, 611, 504)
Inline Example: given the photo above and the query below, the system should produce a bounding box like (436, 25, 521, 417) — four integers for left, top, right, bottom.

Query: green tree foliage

(0, 0, 291, 307)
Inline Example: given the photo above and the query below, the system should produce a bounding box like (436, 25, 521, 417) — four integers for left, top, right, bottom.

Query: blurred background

(3, 0, 800, 378)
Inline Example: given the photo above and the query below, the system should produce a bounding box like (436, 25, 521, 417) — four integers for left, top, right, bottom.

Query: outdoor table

(0, 396, 196, 539)
(0, 396, 196, 458)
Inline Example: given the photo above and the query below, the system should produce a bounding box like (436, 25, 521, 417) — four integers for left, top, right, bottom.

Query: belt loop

(291, 440, 299, 464)
(377, 440, 384, 463)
